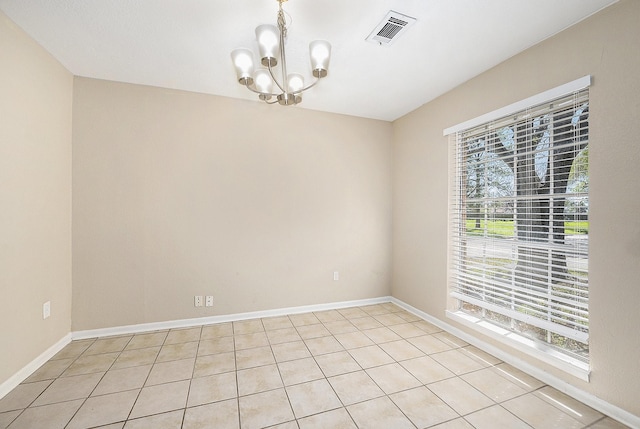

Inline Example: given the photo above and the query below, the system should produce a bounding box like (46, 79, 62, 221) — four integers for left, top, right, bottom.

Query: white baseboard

(0, 333, 72, 400)
(390, 297, 640, 429)
(72, 296, 392, 340)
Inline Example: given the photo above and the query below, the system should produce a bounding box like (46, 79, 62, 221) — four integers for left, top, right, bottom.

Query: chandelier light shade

(253, 69, 273, 98)
(255, 25, 279, 66)
(230, 0, 331, 106)
(309, 40, 331, 77)
(230, 49, 255, 85)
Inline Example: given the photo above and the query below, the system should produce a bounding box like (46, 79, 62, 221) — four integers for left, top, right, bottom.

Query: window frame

(443, 76, 591, 380)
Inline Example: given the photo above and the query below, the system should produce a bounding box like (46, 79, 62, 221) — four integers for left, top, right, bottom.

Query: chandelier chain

(277, 1, 287, 38)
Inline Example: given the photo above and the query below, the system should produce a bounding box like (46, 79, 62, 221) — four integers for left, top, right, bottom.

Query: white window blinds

(447, 82, 590, 361)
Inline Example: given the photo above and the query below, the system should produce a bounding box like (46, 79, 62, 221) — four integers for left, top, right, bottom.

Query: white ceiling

(0, 0, 617, 121)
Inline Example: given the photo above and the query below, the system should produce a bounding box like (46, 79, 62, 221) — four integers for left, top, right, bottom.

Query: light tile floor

(0, 303, 629, 429)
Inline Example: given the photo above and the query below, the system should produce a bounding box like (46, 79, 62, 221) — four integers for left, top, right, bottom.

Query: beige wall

(392, 0, 640, 416)
(0, 12, 73, 384)
(72, 78, 393, 330)
(3, 0, 638, 420)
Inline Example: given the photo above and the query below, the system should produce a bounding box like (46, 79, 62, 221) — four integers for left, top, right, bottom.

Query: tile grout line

(233, 324, 241, 429)
(62, 335, 133, 428)
(3, 338, 100, 429)
(119, 330, 161, 427)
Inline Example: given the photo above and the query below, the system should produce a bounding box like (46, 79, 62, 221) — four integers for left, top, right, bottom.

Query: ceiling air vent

(366, 11, 416, 46)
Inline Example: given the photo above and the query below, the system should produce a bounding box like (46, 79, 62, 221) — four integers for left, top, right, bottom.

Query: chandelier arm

(249, 75, 321, 98)
(242, 81, 267, 95)
(292, 76, 321, 95)
(242, 80, 282, 99)
(267, 63, 286, 94)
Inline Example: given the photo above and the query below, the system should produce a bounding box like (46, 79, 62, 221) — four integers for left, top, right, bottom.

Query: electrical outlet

(194, 296, 203, 307)
(333, 271, 339, 281)
(43, 301, 51, 319)
(205, 296, 213, 307)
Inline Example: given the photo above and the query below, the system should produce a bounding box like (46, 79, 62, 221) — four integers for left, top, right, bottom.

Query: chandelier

(230, 0, 331, 106)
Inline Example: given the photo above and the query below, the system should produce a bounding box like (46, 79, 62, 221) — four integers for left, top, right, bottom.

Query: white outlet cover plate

(43, 301, 51, 319)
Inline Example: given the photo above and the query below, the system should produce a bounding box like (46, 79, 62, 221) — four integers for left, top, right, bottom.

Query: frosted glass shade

(288, 73, 304, 93)
(255, 24, 279, 67)
(309, 40, 331, 77)
(254, 69, 273, 94)
(230, 49, 255, 84)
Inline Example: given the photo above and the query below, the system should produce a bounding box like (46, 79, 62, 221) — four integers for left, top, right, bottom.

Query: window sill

(446, 310, 590, 382)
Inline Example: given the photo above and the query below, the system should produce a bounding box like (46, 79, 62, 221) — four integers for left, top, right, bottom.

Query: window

(445, 77, 590, 370)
